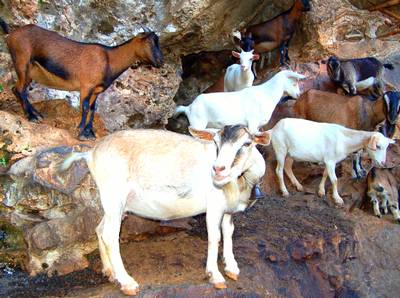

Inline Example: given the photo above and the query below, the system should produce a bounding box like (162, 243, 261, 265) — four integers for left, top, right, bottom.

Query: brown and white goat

(58, 125, 270, 295)
(0, 19, 163, 140)
(367, 167, 400, 223)
(241, 0, 310, 66)
(293, 89, 400, 178)
(327, 56, 394, 98)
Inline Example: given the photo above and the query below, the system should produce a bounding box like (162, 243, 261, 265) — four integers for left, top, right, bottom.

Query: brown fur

(244, 0, 310, 65)
(293, 89, 386, 131)
(204, 75, 225, 93)
(4, 24, 163, 140)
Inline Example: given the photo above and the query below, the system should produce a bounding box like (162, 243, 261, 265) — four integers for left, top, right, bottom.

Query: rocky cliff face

(1, 0, 400, 297)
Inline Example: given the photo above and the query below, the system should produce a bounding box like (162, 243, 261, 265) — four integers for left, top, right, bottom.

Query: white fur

(176, 70, 305, 133)
(59, 128, 267, 294)
(270, 118, 394, 205)
(224, 50, 255, 92)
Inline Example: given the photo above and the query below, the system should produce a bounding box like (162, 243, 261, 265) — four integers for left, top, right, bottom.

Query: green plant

(0, 157, 7, 167)
(0, 84, 3, 92)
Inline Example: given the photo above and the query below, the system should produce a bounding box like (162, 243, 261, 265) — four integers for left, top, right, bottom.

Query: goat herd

(1, 1, 400, 295)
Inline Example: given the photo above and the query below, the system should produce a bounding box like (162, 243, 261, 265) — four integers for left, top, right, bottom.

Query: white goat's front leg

(326, 162, 344, 205)
(206, 208, 226, 289)
(368, 192, 381, 218)
(99, 189, 139, 296)
(318, 168, 328, 197)
(96, 217, 113, 280)
(284, 157, 303, 192)
(221, 214, 239, 281)
(276, 154, 289, 197)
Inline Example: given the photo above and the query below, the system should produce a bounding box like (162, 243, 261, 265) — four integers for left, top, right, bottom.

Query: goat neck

(107, 37, 143, 78)
(341, 129, 376, 154)
(258, 73, 286, 106)
(370, 97, 386, 126)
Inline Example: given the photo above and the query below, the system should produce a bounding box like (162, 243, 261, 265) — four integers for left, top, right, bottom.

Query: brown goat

(0, 19, 163, 140)
(243, 0, 310, 66)
(366, 167, 400, 223)
(293, 89, 400, 178)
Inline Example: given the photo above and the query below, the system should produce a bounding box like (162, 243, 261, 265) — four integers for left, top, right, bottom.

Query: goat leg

(13, 86, 43, 122)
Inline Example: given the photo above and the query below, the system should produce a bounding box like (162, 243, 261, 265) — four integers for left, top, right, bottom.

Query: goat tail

(174, 105, 188, 117)
(383, 63, 394, 70)
(0, 17, 9, 34)
(57, 151, 90, 173)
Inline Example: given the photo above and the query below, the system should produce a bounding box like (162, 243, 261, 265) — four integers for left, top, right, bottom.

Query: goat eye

(376, 145, 381, 150)
(243, 142, 252, 147)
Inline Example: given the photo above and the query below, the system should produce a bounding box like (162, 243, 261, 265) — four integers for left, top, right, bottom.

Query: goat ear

(288, 72, 306, 81)
(253, 131, 271, 146)
(253, 53, 260, 61)
(389, 138, 396, 144)
(366, 135, 379, 151)
(232, 51, 241, 58)
(189, 127, 215, 141)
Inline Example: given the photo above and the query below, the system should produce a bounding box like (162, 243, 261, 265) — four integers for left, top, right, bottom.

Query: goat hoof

(377, 214, 382, 219)
(282, 191, 289, 198)
(78, 129, 96, 141)
(213, 282, 227, 289)
(121, 284, 139, 296)
(225, 271, 238, 281)
(318, 191, 325, 197)
(334, 199, 344, 206)
(102, 268, 113, 279)
(28, 113, 43, 122)
(296, 185, 304, 192)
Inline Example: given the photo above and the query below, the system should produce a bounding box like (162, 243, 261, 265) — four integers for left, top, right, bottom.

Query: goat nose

(213, 165, 226, 174)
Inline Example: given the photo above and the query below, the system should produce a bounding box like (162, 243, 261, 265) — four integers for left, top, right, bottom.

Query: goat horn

(139, 25, 151, 33)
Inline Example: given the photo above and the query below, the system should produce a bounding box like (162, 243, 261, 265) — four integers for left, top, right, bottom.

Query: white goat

(58, 125, 270, 296)
(224, 50, 259, 92)
(270, 118, 394, 205)
(175, 70, 305, 133)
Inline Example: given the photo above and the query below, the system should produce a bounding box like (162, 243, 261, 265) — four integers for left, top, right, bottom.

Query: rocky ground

(1, 168, 400, 297)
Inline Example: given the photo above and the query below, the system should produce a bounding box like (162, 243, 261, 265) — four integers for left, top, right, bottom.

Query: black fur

(370, 167, 376, 179)
(148, 32, 164, 68)
(384, 91, 400, 125)
(240, 35, 255, 52)
(0, 17, 9, 34)
(373, 185, 384, 192)
(383, 63, 394, 70)
(300, 0, 311, 11)
(33, 56, 70, 80)
(220, 125, 247, 144)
